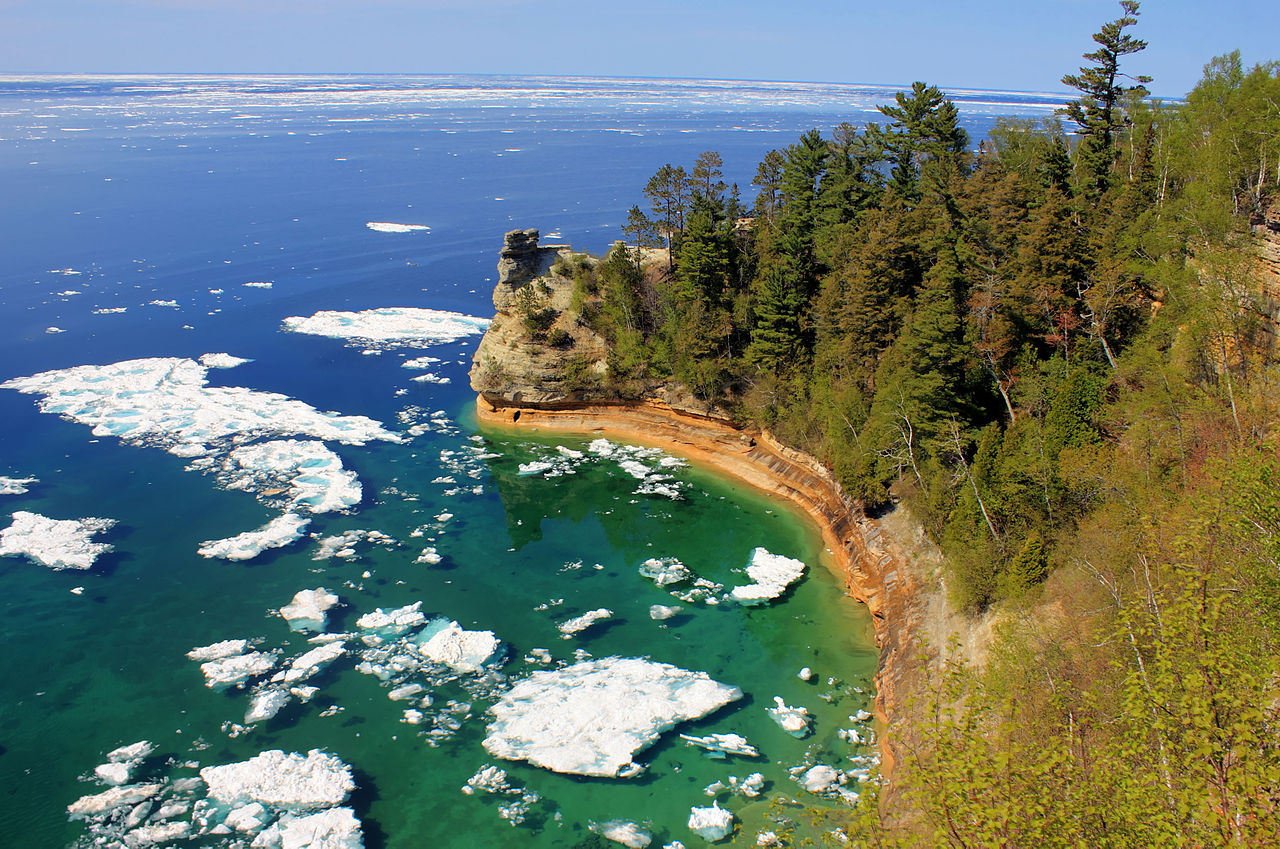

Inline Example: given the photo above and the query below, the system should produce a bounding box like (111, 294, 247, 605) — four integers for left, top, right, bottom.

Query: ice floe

(649, 604, 683, 621)
(416, 619, 502, 673)
(197, 512, 310, 561)
(0, 475, 37, 495)
(589, 819, 652, 848)
(366, 221, 429, 233)
(280, 587, 341, 632)
(639, 557, 692, 587)
(187, 639, 250, 661)
(281, 307, 489, 348)
(766, 696, 811, 737)
(459, 764, 542, 826)
(688, 803, 735, 842)
(679, 732, 760, 759)
(201, 749, 354, 811)
(0, 510, 116, 570)
(70, 743, 364, 849)
(483, 656, 742, 777)
(243, 280, 273, 289)
(198, 352, 252, 369)
(312, 528, 397, 560)
(729, 548, 806, 605)
(556, 607, 613, 639)
(1, 357, 399, 451)
(220, 439, 361, 514)
(199, 650, 278, 690)
(512, 438, 689, 500)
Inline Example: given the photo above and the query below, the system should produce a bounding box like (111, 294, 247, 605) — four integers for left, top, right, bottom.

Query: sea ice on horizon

(483, 656, 742, 777)
(729, 548, 806, 605)
(366, 221, 429, 233)
(0, 510, 116, 570)
(198, 513, 310, 561)
(281, 307, 489, 348)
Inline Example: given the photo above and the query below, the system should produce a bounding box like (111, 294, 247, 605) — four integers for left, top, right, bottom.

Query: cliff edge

(469, 229, 963, 817)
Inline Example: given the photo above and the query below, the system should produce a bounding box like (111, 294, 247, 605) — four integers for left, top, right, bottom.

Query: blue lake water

(0, 75, 1064, 847)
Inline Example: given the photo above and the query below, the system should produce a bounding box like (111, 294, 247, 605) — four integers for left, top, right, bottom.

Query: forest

(525, 1, 1280, 842)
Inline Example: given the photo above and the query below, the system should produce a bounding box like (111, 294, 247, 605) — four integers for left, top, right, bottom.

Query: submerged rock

(483, 656, 742, 777)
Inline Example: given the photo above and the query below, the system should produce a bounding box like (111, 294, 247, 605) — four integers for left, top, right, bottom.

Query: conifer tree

(1061, 1, 1152, 197)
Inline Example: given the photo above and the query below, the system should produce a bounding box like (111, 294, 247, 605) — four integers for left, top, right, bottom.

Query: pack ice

(281, 307, 489, 348)
(200, 749, 354, 811)
(0, 510, 116, 570)
(2, 357, 400, 559)
(483, 657, 742, 777)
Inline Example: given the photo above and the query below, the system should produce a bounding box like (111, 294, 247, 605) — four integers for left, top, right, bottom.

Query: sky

(1, 0, 1276, 97)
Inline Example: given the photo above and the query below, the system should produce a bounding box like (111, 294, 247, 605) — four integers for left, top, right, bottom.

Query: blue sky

(2, 0, 1275, 97)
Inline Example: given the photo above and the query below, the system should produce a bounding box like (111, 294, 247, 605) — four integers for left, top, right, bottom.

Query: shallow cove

(470, 411, 880, 845)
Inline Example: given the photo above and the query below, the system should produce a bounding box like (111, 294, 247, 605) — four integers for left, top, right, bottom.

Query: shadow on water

(349, 767, 387, 849)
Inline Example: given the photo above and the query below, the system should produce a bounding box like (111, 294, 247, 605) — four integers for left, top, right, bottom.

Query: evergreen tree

(1061, 1, 1152, 197)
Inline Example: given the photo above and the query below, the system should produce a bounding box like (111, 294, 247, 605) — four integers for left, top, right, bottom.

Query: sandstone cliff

(468, 230, 965, 812)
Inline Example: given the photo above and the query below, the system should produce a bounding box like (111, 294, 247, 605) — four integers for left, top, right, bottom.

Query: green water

(0, 403, 877, 848)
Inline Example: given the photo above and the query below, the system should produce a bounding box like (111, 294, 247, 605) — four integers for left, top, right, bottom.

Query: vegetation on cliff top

(557, 1, 1280, 842)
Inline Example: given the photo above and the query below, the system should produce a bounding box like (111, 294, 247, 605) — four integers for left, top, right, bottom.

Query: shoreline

(474, 394, 932, 796)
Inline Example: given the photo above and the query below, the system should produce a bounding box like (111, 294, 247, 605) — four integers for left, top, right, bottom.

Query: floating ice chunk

(649, 604, 682, 621)
(410, 373, 450, 384)
(766, 697, 811, 737)
(463, 765, 511, 795)
(200, 749, 354, 812)
(223, 440, 361, 514)
(92, 307, 128, 314)
(0, 476, 37, 495)
(45, 326, 65, 334)
(188, 639, 250, 661)
(282, 642, 346, 684)
(639, 557, 692, 587)
(281, 307, 488, 348)
(798, 667, 813, 681)
(1, 356, 400, 453)
(589, 819, 652, 848)
(688, 803, 735, 842)
(483, 656, 742, 777)
(798, 764, 843, 795)
(67, 784, 162, 819)
(517, 460, 555, 476)
(729, 548, 806, 605)
(127, 821, 191, 844)
(401, 356, 441, 369)
(356, 602, 425, 636)
(416, 620, 501, 673)
(388, 683, 424, 701)
(679, 733, 760, 759)
(107, 741, 155, 763)
(557, 608, 613, 639)
(415, 546, 441, 565)
(198, 513, 309, 561)
(199, 352, 252, 369)
(224, 801, 269, 832)
(273, 807, 363, 848)
(313, 529, 396, 560)
(853, 709, 872, 722)
(280, 588, 340, 632)
(366, 222, 429, 233)
(756, 831, 783, 847)
(244, 281, 273, 289)
(200, 651, 277, 690)
(245, 689, 290, 724)
(93, 762, 133, 786)
(0, 511, 116, 570)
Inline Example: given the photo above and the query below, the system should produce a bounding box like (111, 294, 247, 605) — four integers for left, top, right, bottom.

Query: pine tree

(1061, 1, 1152, 198)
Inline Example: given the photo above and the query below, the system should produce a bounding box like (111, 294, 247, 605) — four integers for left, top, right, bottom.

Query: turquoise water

(0, 75, 1060, 846)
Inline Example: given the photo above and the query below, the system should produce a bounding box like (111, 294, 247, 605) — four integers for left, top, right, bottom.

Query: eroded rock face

(494, 228, 560, 310)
